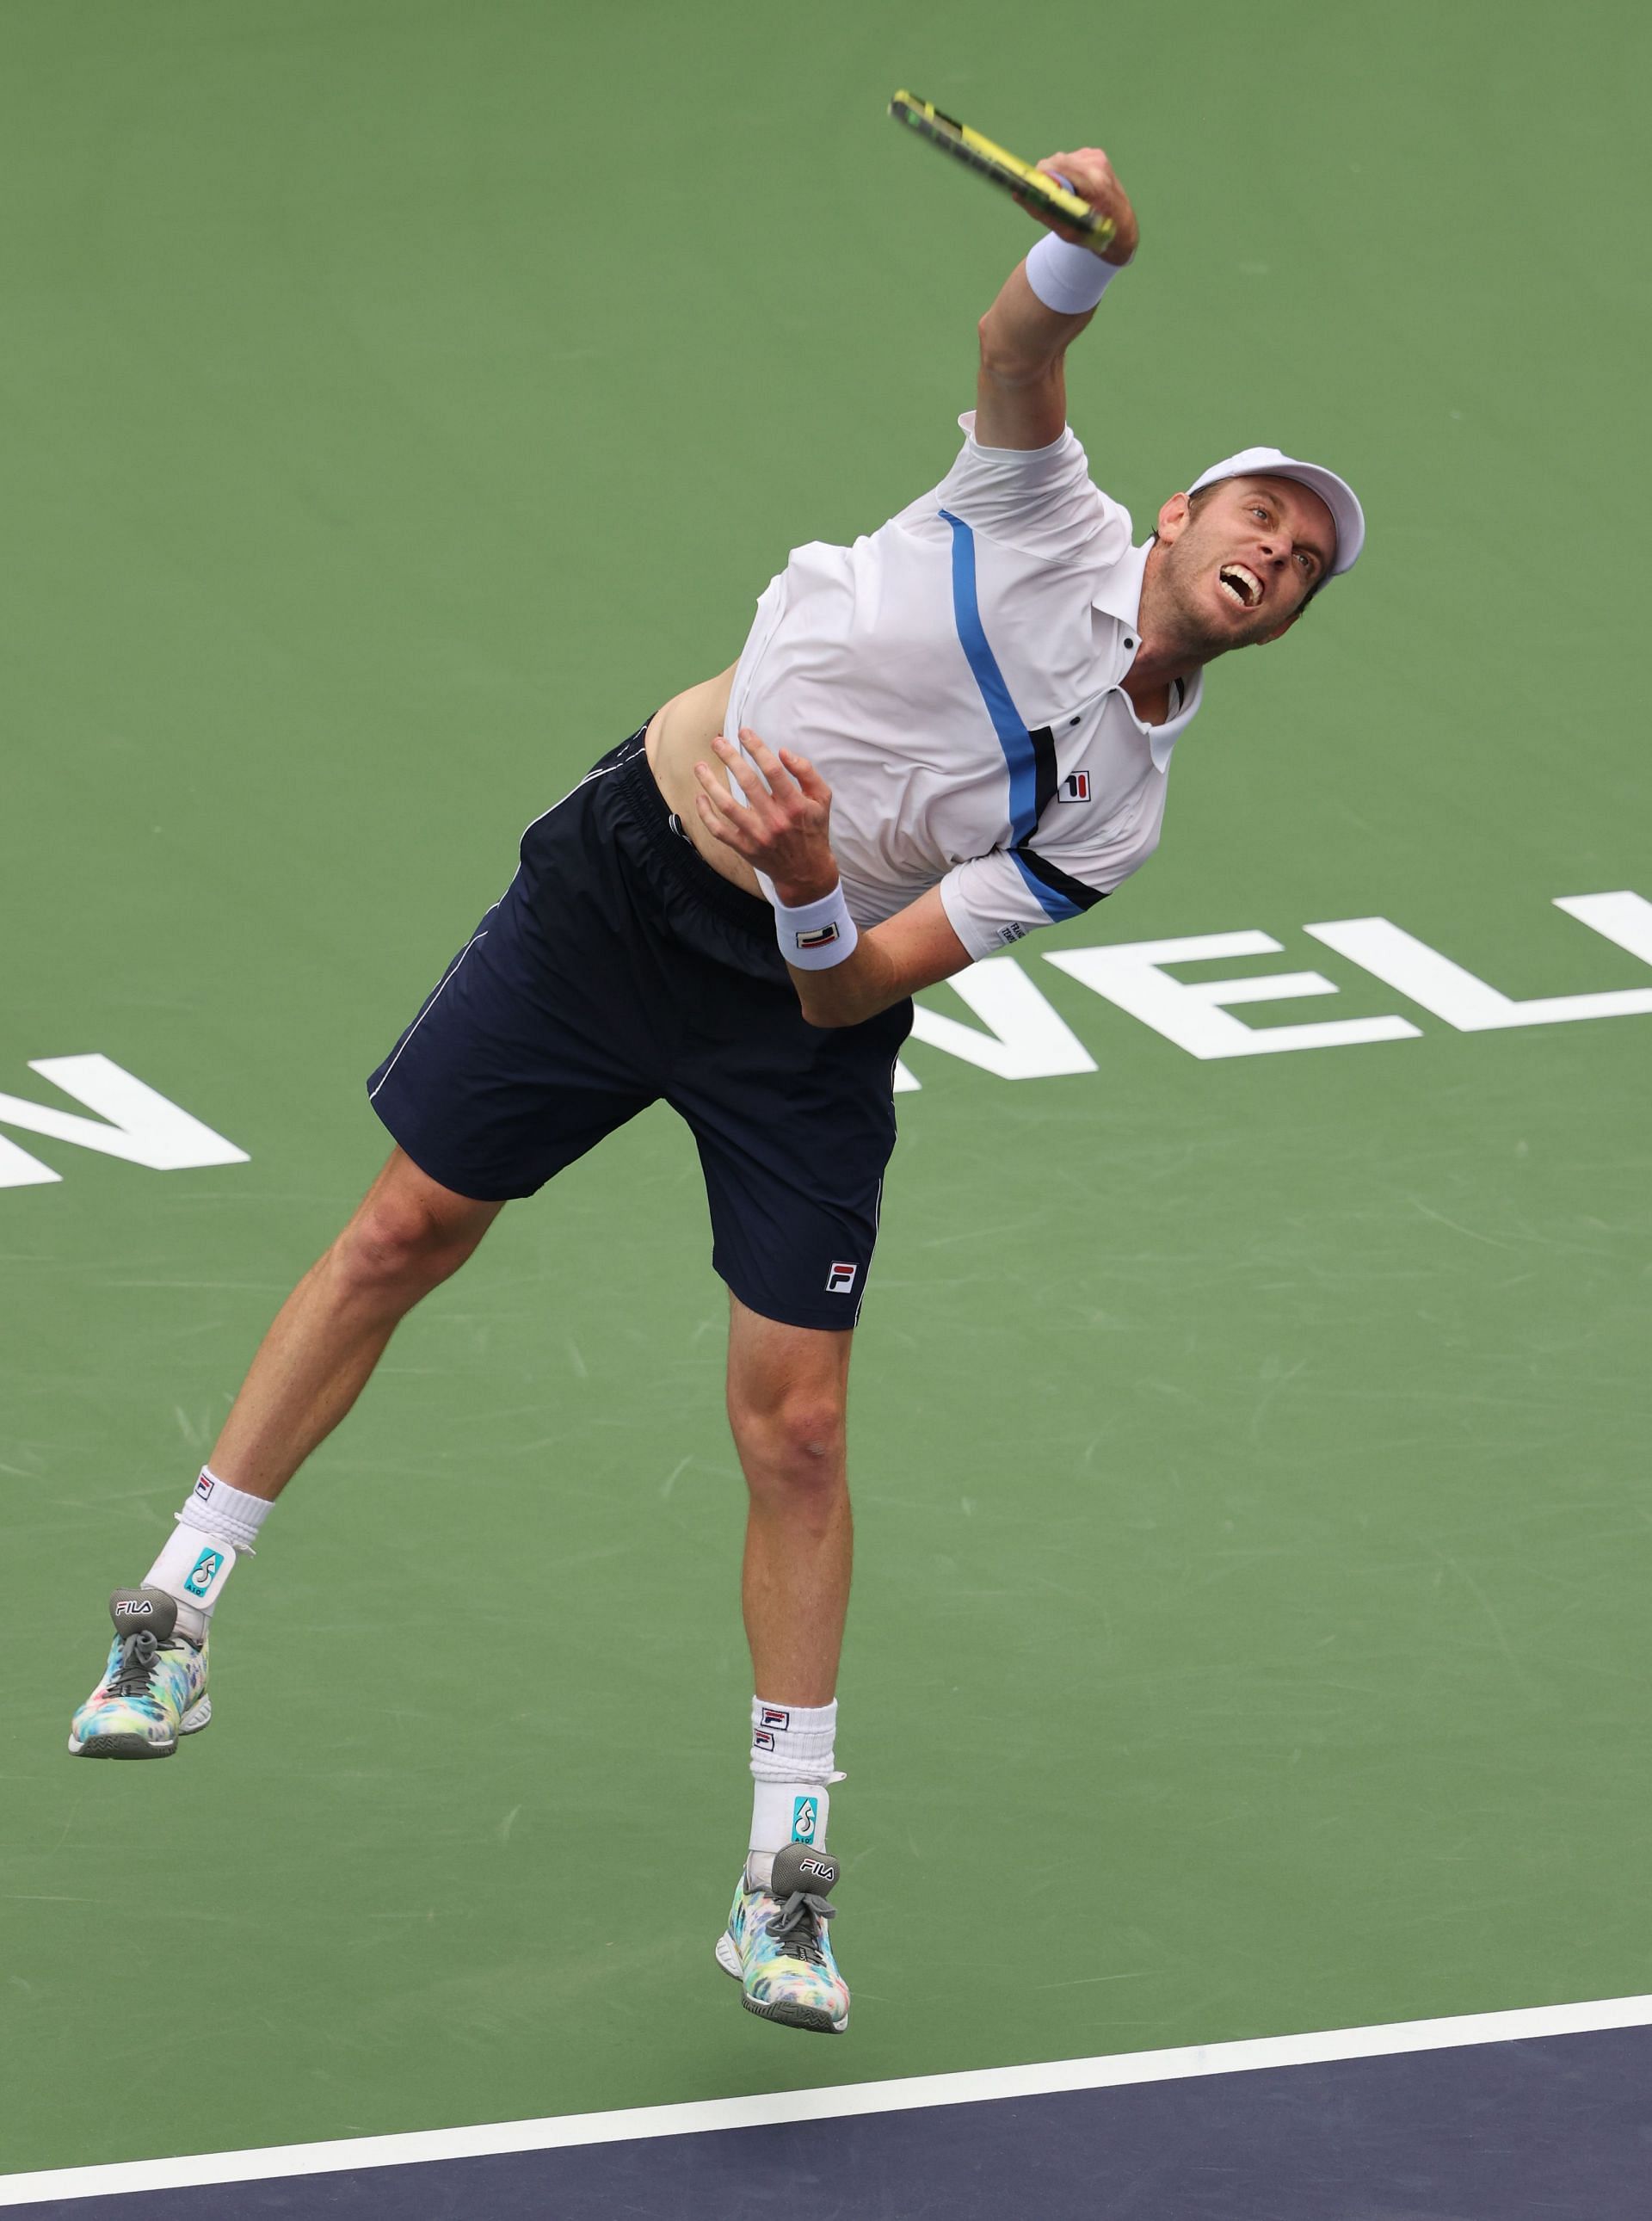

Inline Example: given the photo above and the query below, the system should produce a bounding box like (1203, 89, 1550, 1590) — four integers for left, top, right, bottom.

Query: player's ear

(1156, 490, 1193, 544)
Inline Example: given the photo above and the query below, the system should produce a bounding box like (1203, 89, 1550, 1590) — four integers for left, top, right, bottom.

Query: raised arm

(974, 146, 1138, 453)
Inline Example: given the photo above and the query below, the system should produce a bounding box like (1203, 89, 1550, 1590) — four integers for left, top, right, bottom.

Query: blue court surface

(6, 1996, 1649, 2218)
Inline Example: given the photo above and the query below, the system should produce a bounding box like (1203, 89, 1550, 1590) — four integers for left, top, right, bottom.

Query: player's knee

(331, 1193, 478, 1298)
(732, 1391, 847, 1496)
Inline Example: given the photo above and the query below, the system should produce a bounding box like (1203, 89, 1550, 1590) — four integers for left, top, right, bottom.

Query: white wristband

(1026, 231, 1121, 316)
(774, 881, 859, 971)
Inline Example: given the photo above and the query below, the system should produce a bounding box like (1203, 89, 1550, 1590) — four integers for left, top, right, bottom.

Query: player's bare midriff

(645, 664, 765, 899)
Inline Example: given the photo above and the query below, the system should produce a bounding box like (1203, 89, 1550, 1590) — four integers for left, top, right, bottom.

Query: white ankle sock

(143, 1468, 270, 1637)
(749, 1696, 840, 1876)
(177, 1466, 272, 1553)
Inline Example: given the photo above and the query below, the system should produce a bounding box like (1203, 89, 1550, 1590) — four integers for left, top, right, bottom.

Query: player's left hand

(694, 729, 841, 906)
(1024, 146, 1137, 266)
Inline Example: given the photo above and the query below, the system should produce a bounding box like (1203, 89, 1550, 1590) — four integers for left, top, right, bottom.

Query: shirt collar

(1093, 536, 1151, 631)
(1094, 539, 1204, 774)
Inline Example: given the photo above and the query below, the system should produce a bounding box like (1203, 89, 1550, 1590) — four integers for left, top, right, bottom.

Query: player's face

(1150, 475, 1337, 658)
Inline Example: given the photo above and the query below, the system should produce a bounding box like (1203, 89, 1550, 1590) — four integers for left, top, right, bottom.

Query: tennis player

(70, 144, 1363, 2036)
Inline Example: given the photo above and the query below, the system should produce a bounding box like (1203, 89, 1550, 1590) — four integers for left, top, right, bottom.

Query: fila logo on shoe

(798, 1857, 835, 1883)
(1059, 770, 1092, 804)
(825, 1262, 857, 1294)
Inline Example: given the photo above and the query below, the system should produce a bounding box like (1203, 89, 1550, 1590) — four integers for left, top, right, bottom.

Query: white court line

(3, 1990, 1650, 2208)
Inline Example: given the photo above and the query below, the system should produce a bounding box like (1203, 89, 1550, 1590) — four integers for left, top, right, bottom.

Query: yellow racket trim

(889, 91, 1117, 252)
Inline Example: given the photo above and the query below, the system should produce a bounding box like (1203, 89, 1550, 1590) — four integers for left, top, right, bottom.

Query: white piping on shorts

(852, 1174, 885, 1329)
(369, 759, 627, 1107)
(516, 755, 625, 847)
(367, 918, 496, 1102)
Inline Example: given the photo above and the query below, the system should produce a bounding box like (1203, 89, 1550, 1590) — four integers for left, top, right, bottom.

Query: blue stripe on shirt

(1011, 846, 1082, 919)
(939, 507, 1072, 922)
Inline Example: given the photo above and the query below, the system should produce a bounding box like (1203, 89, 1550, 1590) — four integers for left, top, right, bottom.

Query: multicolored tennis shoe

(716, 1841, 849, 2033)
(69, 1587, 211, 1759)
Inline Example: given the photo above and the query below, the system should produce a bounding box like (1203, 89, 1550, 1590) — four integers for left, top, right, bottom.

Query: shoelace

(766, 1890, 835, 1968)
(106, 1629, 161, 1701)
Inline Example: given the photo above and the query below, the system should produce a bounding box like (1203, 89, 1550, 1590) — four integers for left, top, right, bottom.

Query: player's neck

(1126, 545, 1207, 720)
(1121, 636, 1197, 726)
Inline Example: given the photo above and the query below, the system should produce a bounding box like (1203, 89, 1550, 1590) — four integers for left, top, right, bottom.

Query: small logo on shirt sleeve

(825, 1262, 858, 1294)
(1059, 770, 1092, 803)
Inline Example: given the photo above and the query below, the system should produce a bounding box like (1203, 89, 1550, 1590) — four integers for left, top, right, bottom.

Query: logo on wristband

(796, 922, 841, 950)
(826, 1262, 858, 1294)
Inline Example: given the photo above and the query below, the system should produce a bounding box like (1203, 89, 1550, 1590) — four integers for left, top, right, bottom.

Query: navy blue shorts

(366, 731, 913, 1331)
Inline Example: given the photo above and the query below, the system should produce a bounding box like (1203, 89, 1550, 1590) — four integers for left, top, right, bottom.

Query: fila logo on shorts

(825, 1262, 857, 1295)
(1059, 770, 1092, 804)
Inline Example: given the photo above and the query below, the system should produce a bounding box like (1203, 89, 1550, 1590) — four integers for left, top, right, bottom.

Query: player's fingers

(706, 732, 777, 812)
(735, 726, 796, 793)
(692, 761, 744, 823)
(693, 791, 736, 840)
(709, 732, 768, 804)
(778, 748, 830, 804)
(693, 788, 752, 848)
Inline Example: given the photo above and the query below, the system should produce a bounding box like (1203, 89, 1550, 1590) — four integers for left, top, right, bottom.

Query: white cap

(1186, 446, 1365, 578)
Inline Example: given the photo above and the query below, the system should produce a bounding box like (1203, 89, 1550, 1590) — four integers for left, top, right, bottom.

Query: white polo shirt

(725, 411, 1203, 961)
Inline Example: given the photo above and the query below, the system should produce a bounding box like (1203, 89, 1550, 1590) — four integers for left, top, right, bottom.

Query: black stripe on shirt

(1014, 844, 1110, 914)
(1028, 725, 1058, 828)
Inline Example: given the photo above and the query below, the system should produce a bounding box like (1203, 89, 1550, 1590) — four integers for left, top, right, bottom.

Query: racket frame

(889, 91, 1117, 253)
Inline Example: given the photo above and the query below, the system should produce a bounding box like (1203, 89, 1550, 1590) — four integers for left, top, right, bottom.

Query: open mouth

(1218, 563, 1264, 611)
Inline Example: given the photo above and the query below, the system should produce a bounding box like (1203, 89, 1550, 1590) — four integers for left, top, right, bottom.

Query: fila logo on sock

(791, 1796, 818, 1844)
(1059, 770, 1092, 804)
(193, 1473, 214, 1503)
(752, 1730, 776, 1753)
(760, 1706, 791, 1731)
(825, 1262, 857, 1295)
(183, 1548, 224, 1599)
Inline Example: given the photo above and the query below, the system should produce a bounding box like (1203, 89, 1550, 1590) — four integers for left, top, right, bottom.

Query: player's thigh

(674, 998, 911, 1335)
(365, 867, 662, 1204)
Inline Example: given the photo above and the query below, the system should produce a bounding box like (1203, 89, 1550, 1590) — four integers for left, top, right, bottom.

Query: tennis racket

(888, 91, 1116, 253)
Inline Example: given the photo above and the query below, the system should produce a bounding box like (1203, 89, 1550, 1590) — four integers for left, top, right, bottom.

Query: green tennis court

(3, 0, 1649, 2199)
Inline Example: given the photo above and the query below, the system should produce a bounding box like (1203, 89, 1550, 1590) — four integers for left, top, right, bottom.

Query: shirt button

(1124, 636, 1135, 650)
